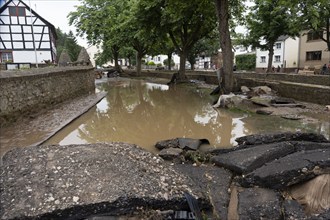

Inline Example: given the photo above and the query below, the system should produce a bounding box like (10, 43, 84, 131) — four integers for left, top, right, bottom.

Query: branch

(169, 31, 182, 52)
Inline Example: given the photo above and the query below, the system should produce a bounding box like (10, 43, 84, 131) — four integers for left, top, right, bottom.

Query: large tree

(187, 31, 220, 70)
(148, 35, 176, 70)
(69, 0, 157, 74)
(136, 0, 217, 80)
(68, 0, 128, 70)
(293, 0, 330, 51)
(215, 0, 245, 93)
(245, 0, 300, 73)
(122, 0, 159, 75)
(55, 28, 81, 62)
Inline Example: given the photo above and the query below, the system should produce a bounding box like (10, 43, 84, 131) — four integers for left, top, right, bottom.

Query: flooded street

(44, 78, 330, 153)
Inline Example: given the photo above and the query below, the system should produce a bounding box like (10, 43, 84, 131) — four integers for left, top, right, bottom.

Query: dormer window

(8, 6, 26, 16)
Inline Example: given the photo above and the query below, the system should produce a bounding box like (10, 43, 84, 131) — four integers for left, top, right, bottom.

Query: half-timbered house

(0, 0, 57, 65)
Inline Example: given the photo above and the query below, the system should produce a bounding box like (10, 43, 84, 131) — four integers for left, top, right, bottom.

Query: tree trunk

(178, 50, 187, 80)
(136, 52, 143, 76)
(190, 61, 194, 70)
(167, 53, 172, 70)
(267, 44, 274, 73)
(326, 18, 330, 51)
(112, 45, 120, 71)
(215, 0, 234, 93)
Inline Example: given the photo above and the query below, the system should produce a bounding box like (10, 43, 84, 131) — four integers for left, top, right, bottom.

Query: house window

(275, 43, 281, 49)
(158, 57, 160, 61)
(0, 52, 13, 63)
(274, 55, 281, 62)
(261, 56, 266, 63)
(8, 6, 26, 16)
(306, 51, 322, 61)
(307, 31, 323, 41)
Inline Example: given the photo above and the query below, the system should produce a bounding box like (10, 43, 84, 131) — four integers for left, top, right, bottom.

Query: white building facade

(256, 36, 299, 73)
(145, 54, 181, 69)
(0, 0, 57, 65)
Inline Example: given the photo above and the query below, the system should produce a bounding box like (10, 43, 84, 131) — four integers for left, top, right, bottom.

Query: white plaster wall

(13, 50, 52, 63)
(146, 54, 180, 69)
(0, 15, 9, 23)
(1, 25, 10, 32)
(196, 56, 211, 69)
(173, 55, 180, 68)
(273, 42, 284, 67)
(256, 48, 269, 68)
(284, 38, 299, 68)
(86, 45, 100, 67)
(1, 33, 11, 41)
(256, 38, 300, 69)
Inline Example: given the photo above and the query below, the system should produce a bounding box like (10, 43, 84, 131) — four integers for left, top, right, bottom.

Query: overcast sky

(27, 0, 88, 47)
(24, 0, 250, 48)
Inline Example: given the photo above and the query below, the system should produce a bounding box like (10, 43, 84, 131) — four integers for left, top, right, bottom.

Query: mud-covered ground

(0, 92, 106, 157)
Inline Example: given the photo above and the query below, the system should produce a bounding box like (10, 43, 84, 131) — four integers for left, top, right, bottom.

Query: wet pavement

(0, 92, 106, 157)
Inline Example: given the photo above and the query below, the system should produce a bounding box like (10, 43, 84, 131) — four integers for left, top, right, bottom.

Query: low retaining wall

(235, 78, 330, 105)
(0, 67, 95, 125)
(234, 72, 330, 86)
(126, 70, 330, 105)
(234, 72, 330, 105)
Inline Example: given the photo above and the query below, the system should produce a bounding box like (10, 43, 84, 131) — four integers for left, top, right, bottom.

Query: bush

(156, 63, 162, 67)
(235, 54, 256, 71)
(147, 61, 155, 66)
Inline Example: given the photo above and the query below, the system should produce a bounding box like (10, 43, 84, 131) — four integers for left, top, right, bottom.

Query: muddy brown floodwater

(44, 78, 330, 154)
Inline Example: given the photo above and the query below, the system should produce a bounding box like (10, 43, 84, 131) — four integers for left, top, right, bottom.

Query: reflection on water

(45, 78, 330, 153)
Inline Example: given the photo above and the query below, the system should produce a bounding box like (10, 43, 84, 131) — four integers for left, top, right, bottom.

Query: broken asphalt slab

(239, 148, 330, 189)
(174, 164, 232, 219)
(211, 141, 296, 174)
(235, 132, 329, 146)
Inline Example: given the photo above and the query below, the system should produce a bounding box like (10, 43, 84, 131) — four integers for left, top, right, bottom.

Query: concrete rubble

(0, 143, 206, 220)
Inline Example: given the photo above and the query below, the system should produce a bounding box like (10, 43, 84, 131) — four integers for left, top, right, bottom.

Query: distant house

(298, 30, 329, 70)
(255, 36, 299, 73)
(87, 45, 131, 68)
(145, 54, 181, 70)
(0, 0, 57, 66)
(195, 55, 212, 69)
(234, 45, 253, 57)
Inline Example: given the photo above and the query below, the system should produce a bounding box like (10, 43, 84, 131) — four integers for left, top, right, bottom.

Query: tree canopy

(69, 0, 218, 78)
(293, 0, 330, 51)
(245, 0, 300, 72)
(69, 0, 159, 74)
(55, 28, 81, 62)
(134, 0, 218, 79)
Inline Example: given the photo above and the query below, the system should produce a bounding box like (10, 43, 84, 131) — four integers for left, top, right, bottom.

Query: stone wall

(0, 67, 95, 124)
(235, 78, 330, 105)
(234, 72, 330, 86)
(126, 70, 330, 105)
(234, 73, 330, 105)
